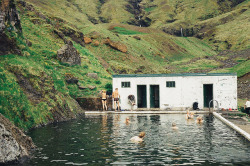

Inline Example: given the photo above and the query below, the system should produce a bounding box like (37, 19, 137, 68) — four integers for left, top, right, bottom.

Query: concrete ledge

(85, 110, 209, 114)
(213, 112, 250, 141)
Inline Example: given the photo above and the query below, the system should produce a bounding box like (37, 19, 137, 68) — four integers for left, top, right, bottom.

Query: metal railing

(209, 100, 219, 113)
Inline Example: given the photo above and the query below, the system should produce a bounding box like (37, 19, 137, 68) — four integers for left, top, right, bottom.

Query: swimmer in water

(171, 122, 179, 130)
(130, 132, 145, 143)
(125, 117, 130, 125)
(196, 116, 203, 124)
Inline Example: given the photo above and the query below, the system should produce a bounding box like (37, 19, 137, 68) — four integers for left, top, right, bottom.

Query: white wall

(112, 74, 237, 110)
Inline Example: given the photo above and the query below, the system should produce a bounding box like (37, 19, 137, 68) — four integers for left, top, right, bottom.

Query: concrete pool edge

(84, 110, 209, 114)
(213, 112, 250, 141)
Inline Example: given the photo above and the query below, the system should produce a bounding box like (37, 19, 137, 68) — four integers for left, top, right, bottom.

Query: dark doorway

(150, 85, 159, 108)
(137, 85, 147, 108)
(203, 84, 213, 108)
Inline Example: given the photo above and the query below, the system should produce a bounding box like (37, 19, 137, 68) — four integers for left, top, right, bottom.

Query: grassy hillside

(0, 0, 249, 129)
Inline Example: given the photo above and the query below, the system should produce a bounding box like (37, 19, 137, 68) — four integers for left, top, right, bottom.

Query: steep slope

(0, 0, 249, 130)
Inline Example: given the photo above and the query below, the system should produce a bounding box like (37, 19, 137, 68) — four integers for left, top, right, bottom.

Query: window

(166, 81, 175, 88)
(121, 82, 130, 88)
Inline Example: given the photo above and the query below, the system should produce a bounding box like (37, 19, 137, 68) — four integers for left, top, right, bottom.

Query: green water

(22, 114, 250, 166)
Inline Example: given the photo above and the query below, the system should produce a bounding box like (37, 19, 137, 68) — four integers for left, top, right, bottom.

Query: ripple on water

(65, 162, 88, 165)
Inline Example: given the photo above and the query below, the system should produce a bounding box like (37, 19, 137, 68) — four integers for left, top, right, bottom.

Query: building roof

(113, 73, 237, 78)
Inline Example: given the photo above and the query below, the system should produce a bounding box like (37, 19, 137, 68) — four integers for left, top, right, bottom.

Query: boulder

(93, 40, 99, 46)
(88, 85, 96, 90)
(78, 83, 87, 90)
(133, 36, 141, 40)
(65, 73, 78, 84)
(88, 31, 102, 39)
(57, 42, 81, 66)
(103, 37, 127, 53)
(87, 73, 98, 79)
(0, 123, 21, 163)
(0, 114, 35, 164)
(84, 37, 92, 44)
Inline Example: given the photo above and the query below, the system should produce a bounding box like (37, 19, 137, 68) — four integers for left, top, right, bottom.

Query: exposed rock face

(0, 114, 35, 164)
(238, 72, 250, 99)
(103, 37, 127, 53)
(57, 42, 81, 66)
(1, 0, 22, 32)
(76, 97, 113, 111)
(0, 0, 22, 55)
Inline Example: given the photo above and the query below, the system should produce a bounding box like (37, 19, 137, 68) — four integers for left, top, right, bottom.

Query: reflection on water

(22, 114, 250, 166)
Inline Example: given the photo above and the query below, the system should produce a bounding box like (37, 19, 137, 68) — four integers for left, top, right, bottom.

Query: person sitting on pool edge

(196, 116, 203, 124)
(130, 132, 145, 143)
(171, 122, 178, 130)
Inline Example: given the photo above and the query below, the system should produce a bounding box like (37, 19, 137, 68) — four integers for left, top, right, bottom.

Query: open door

(203, 84, 213, 108)
(137, 85, 147, 108)
(150, 85, 159, 108)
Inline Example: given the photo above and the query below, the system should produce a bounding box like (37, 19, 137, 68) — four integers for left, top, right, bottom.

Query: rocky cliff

(0, 0, 22, 55)
(0, 113, 36, 164)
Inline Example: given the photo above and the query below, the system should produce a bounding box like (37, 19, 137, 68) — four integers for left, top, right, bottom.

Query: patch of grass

(181, 59, 221, 72)
(216, 56, 229, 61)
(111, 27, 145, 35)
(145, 7, 157, 12)
(229, 60, 250, 77)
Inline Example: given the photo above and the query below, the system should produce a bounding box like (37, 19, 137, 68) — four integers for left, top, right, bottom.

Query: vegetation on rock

(0, 0, 249, 129)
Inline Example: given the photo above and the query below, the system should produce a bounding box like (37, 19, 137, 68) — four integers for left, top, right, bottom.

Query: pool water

(22, 114, 250, 166)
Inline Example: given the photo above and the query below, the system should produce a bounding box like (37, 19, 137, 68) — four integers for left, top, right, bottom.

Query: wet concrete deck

(85, 110, 209, 114)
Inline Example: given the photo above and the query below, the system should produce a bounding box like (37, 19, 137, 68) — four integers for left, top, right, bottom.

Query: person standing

(244, 99, 250, 114)
(112, 88, 120, 111)
(101, 90, 107, 111)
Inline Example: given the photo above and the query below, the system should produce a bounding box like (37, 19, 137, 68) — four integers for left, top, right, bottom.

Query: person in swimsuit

(101, 90, 107, 111)
(112, 88, 120, 111)
(185, 110, 194, 119)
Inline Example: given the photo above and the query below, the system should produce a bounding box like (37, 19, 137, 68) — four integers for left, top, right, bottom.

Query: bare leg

(114, 100, 117, 111)
(104, 100, 107, 111)
(102, 100, 105, 111)
(117, 101, 120, 111)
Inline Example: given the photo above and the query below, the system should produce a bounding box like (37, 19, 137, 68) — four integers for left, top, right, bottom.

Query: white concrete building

(112, 73, 237, 110)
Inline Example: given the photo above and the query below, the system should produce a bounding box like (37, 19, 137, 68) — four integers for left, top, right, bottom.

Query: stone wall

(76, 97, 113, 111)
